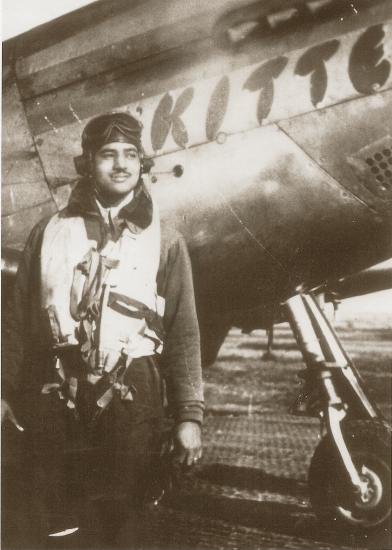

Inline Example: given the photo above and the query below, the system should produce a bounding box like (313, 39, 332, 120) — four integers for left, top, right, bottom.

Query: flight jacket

(2, 179, 204, 425)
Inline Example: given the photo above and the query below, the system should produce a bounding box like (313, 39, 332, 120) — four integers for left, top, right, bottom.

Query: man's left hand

(173, 421, 202, 467)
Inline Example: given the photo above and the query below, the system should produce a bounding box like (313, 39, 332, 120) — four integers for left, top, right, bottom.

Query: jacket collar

(67, 178, 153, 230)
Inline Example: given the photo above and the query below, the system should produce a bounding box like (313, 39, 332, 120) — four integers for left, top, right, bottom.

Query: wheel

(309, 420, 391, 532)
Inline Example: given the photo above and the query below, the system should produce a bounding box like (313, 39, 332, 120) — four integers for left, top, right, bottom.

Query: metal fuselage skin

(2, 0, 392, 361)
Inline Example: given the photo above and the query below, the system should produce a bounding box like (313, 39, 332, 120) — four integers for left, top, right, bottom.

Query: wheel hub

(337, 463, 388, 527)
(355, 466, 383, 510)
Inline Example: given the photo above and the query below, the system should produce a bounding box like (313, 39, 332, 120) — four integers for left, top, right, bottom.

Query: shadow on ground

(158, 463, 391, 550)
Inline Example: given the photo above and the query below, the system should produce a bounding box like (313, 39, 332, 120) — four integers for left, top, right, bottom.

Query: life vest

(40, 202, 164, 410)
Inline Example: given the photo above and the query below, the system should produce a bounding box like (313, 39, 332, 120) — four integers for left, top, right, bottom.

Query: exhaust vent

(348, 136, 392, 200)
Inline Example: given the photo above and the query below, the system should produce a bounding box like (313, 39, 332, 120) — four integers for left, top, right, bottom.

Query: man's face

(93, 142, 141, 202)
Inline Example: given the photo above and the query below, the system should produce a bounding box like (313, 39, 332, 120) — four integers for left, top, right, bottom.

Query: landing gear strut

(262, 325, 277, 360)
(284, 293, 391, 532)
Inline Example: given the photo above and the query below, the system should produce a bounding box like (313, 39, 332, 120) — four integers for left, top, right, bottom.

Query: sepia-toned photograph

(2, 1, 391, 549)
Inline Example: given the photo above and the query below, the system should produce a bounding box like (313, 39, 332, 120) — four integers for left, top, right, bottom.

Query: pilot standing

(1, 112, 204, 548)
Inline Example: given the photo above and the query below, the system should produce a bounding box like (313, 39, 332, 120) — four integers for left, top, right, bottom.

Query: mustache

(111, 170, 132, 176)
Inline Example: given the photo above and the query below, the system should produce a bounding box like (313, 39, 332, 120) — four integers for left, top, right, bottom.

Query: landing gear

(262, 325, 277, 360)
(309, 420, 391, 530)
(284, 293, 391, 533)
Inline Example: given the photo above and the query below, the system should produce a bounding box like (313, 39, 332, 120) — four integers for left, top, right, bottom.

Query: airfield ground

(3, 321, 391, 550)
(122, 322, 392, 550)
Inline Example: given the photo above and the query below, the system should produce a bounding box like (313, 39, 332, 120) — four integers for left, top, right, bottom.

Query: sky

(336, 289, 392, 325)
(1, 0, 96, 41)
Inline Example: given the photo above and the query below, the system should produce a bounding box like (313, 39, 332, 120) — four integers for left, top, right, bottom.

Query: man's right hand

(1, 399, 24, 431)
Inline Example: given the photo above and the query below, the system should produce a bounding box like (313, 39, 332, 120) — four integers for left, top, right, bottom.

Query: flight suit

(2, 180, 204, 547)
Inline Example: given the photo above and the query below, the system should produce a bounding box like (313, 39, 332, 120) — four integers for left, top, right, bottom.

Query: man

(2, 112, 204, 548)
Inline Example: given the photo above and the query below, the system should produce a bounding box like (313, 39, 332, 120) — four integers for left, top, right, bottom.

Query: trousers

(13, 356, 166, 547)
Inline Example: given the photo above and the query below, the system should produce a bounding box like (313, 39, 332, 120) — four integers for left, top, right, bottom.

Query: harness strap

(70, 249, 119, 322)
(107, 291, 164, 341)
(41, 356, 77, 410)
(42, 353, 135, 418)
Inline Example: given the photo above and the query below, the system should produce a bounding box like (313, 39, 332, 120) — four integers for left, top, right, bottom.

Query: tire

(309, 420, 391, 532)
